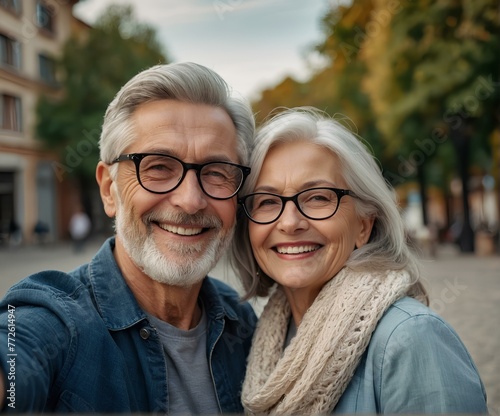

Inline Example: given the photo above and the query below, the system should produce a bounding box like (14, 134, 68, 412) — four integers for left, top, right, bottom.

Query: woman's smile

(249, 140, 372, 298)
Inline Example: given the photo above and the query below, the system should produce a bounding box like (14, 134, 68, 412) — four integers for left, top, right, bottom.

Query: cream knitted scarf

(242, 267, 425, 415)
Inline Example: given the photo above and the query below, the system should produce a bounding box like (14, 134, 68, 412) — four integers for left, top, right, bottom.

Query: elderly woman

(230, 107, 487, 414)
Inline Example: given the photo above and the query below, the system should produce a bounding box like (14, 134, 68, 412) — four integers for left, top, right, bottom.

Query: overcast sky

(73, 0, 331, 101)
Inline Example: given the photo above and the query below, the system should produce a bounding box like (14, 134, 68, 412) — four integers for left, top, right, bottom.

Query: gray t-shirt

(147, 303, 220, 414)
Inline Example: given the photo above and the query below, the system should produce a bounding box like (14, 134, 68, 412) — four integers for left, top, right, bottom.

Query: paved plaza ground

(0, 236, 498, 413)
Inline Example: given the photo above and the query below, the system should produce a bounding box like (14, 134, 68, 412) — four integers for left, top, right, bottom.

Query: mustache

(144, 211, 223, 229)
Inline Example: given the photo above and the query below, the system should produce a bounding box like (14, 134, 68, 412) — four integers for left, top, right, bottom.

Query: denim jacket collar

(87, 237, 237, 331)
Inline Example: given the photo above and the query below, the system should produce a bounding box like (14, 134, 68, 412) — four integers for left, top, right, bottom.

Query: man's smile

(155, 222, 206, 236)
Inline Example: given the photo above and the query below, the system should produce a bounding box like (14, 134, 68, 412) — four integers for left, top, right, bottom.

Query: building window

(0, 0, 21, 15)
(36, 1, 55, 33)
(0, 171, 15, 246)
(0, 33, 21, 70)
(0, 94, 22, 132)
(39, 54, 57, 85)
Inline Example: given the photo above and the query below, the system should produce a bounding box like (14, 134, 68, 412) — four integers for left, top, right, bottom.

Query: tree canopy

(37, 4, 168, 182)
(254, 0, 499, 179)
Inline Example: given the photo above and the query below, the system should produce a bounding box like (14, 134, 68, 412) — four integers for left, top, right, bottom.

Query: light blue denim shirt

(335, 296, 488, 413)
(0, 237, 257, 412)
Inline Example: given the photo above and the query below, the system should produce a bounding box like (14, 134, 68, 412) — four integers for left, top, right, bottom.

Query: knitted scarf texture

(242, 267, 425, 415)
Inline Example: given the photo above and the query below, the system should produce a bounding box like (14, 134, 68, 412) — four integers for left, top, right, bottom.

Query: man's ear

(355, 216, 375, 249)
(96, 162, 117, 218)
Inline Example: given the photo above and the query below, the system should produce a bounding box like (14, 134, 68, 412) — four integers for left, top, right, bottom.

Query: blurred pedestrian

(69, 207, 92, 252)
(33, 220, 49, 244)
(8, 219, 22, 247)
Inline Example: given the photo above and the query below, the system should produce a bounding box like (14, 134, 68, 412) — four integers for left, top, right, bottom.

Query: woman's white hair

(230, 107, 426, 300)
(99, 62, 255, 177)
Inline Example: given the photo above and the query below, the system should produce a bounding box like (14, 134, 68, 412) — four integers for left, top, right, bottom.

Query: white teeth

(159, 224, 203, 236)
(276, 245, 318, 254)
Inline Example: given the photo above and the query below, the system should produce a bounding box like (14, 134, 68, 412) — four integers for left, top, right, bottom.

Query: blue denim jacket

(0, 238, 257, 412)
(335, 297, 488, 413)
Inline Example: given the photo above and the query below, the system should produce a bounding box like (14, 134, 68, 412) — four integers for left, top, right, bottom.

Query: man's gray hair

(99, 62, 255, 177)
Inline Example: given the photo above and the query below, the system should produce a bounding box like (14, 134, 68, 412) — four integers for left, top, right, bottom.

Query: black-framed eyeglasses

(112, 153, 251, 200)
(238, 187, 354, 224)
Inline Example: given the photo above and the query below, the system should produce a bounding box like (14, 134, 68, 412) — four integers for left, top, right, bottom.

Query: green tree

(362, 0, 500, 251)
(37, 4, 168, 184)
(312, 0, 386, 164)
(252, 0, 387, 162)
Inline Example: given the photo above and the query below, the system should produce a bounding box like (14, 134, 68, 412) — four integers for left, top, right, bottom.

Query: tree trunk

(451, 122, 475, 253)
(416, 164, 428, 226)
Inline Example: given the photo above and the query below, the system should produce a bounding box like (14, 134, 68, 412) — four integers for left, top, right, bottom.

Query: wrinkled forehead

(255, 140, 347, 192)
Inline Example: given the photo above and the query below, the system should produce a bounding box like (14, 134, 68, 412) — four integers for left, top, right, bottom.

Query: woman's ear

(96, 162, 117, 218)
(355, 216, 375, 249)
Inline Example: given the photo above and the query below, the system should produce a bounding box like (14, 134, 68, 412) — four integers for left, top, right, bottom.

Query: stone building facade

(0, 0, 87, 244)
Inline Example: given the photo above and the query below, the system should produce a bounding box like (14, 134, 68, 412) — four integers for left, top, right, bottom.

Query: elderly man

(0, 62, 256, 413)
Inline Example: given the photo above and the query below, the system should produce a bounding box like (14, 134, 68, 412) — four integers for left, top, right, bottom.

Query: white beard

(114, 198, 234, 287)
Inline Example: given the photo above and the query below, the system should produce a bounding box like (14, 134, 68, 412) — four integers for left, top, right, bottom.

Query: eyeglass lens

(244, 188, 341, 223)
(138, 154, 244, 198)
